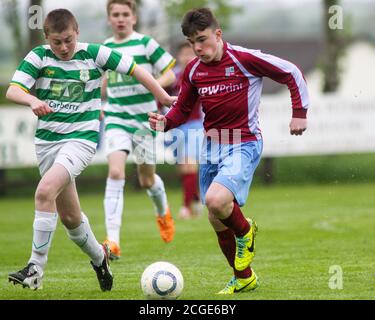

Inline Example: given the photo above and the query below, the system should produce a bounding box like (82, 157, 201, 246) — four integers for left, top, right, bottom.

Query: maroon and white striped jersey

(165, 41, 309, 143)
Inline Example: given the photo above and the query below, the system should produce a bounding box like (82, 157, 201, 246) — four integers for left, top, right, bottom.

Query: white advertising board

(260, 95, 375, 156)
(0, 95, 374, 168)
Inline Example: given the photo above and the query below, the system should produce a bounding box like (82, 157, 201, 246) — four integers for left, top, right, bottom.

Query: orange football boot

(103, 239, 121, 261)
(156, 208, 175, 243)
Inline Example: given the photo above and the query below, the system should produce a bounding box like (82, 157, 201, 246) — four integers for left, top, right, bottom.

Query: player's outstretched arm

(289, 117, 307, 136)
(157, 69, 176, 88)
(148, 112, 167, 132)
(6, 85, 53, 117)
(132, 65, 177, 107)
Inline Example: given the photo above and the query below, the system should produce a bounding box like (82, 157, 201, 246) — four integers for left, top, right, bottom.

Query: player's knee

(108, 168, 124, 180)
(139, 176, 154, 189)
(35, 184, 56, 203)
(205, 193, 226, 214)
(138, 173, 155, 189)
(207, 211, 218, 225)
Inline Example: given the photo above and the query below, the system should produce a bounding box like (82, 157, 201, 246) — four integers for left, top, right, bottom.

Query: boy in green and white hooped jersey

(6, 8, 175, 292)
(101, 0, 176, 259)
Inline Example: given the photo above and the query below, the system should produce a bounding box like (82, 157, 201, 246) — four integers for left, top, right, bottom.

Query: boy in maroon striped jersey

(149, 8, 309, 294)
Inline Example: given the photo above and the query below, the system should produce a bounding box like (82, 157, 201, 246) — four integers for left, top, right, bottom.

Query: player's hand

(289, 118, 307, 135)
(161, 95, 177, 107)
(30, 98, 53, 117)
(148, 112, 166, 131)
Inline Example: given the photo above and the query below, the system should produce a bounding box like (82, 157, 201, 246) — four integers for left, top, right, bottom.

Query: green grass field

(0, 183, 374, 300)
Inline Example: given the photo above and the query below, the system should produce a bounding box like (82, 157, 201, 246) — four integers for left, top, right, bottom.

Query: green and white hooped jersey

(104, 32, 175, 136)
(10, 42, 136, 149)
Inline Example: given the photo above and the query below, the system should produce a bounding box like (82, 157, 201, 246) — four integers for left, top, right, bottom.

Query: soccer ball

(141, 261, 184, 300)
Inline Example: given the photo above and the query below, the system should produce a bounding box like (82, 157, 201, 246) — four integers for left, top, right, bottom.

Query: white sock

(66, 213, 104, 266)
(146, 174, 168, 217)
(104, 178, 125, 244)
(29, 211, 58, 269)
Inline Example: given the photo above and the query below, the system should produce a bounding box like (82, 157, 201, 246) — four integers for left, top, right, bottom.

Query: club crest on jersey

(80, 69, 90, 82)
(225, 66, 235, 77)
(44, 69, 55, 77)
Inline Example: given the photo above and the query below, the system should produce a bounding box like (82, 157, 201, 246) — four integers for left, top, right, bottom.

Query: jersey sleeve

(164, 66, 199, 131)
(240, 49, 309, 118)
(10, 46, 44, 92)
(144, 36, 176, 75)
(94, 44, 136, 76)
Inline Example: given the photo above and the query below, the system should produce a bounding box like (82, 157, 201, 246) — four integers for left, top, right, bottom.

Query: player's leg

(138, 164, 175, 243)
(207, 208, 257, 294)
(206, 184, 258, 294)
(176, 121, 202, 219)
(201, 139, 261, 294)
(138, 165, 167, 217)
(54, 140, 112, 291)
(205, 182, 252, 233)
(103, 150, 128, 260)
(208, 140, 262, 271)
(205, 182, 250, 270)
(103, 128, 132, 260)
(55, 140, 112, 291)
(199, 157, 253, 293)
(58, 181, 103, 264)
(134, 130, 174, 243)
(8, 163, 68, 290)
(178, 162, 201, 219)
(57, 181, 112, 291)
(208, 210, 235, 269)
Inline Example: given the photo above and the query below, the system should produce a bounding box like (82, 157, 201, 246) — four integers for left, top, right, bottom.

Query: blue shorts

(199, 138, 263, 207)
(166, 119, 204, 164)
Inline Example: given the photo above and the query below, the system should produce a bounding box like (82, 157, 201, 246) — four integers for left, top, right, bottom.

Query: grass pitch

(0, 183, 374, 300)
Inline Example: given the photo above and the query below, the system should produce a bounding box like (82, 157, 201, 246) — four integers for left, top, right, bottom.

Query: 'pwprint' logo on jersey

(197, 83, 243, 96)
(196, 72, 208, 77)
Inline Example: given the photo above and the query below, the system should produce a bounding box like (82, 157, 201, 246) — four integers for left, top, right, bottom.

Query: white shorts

(104, 128, 156, 164)
(36, 141, 96, 181)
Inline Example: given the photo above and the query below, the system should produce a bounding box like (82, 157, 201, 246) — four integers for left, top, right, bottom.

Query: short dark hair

(107, 0, 137, 16)
(43, 9, 78, 35)
(181, 8, 220, 37)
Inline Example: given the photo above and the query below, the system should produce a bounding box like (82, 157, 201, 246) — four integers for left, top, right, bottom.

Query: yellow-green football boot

(234, 218, 258, 271)
(217, 270, 259, 295)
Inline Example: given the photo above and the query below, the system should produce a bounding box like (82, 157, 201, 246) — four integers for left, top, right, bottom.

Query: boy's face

(186, 28, 222, 64)
(108, 4, 136, 39)
(46, 27, 78, 61)
(177, 46, 196, 69)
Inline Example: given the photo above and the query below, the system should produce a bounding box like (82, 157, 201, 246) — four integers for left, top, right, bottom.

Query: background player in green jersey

(102, 0, 177, 259)
(6, 8, 175, 291)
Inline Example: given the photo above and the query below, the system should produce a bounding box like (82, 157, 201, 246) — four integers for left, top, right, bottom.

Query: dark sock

(182, 173, 199, 207)
(219, 202, 250, 237)
(216, 228, 253, 279)
(234, 267, 252, 279)
(215, 228, 235, 268)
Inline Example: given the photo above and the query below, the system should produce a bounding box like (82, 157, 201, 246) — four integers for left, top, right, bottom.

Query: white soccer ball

(141, 261, 184, 300)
